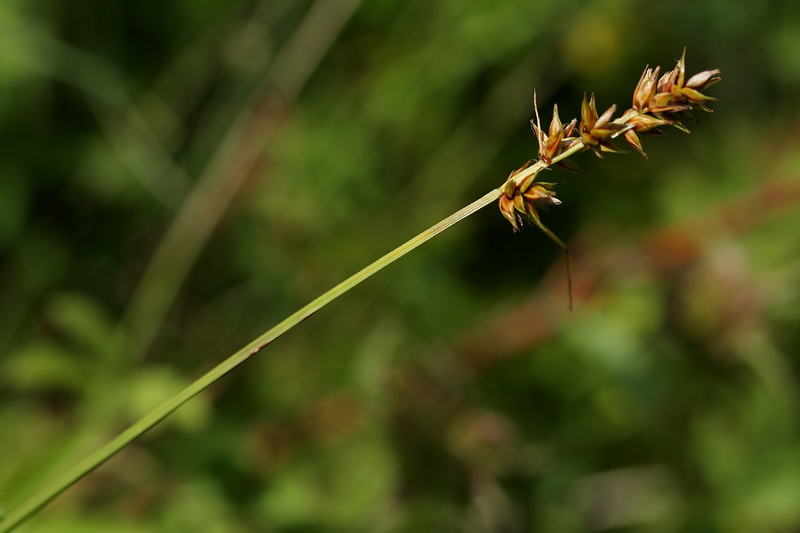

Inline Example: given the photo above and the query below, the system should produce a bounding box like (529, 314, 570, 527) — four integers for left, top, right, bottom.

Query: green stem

(0, 188, 501, 533)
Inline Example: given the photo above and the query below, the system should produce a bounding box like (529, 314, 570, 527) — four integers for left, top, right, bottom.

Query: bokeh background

(2, 0, 800, 531)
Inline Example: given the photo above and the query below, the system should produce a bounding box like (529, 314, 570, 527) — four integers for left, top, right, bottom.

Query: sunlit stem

(0, 188, 501, 533)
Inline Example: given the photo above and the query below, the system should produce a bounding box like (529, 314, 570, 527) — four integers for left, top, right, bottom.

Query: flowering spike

(498, 49, 720, 307)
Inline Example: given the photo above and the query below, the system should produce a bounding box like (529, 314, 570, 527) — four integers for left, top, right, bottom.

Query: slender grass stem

(0, 187, 500, 533)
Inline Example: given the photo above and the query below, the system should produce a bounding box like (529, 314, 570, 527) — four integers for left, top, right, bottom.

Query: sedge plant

(0, 49, 720, 532)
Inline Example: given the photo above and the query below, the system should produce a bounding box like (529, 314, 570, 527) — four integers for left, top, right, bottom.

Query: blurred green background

(2, 0, 800, 531)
